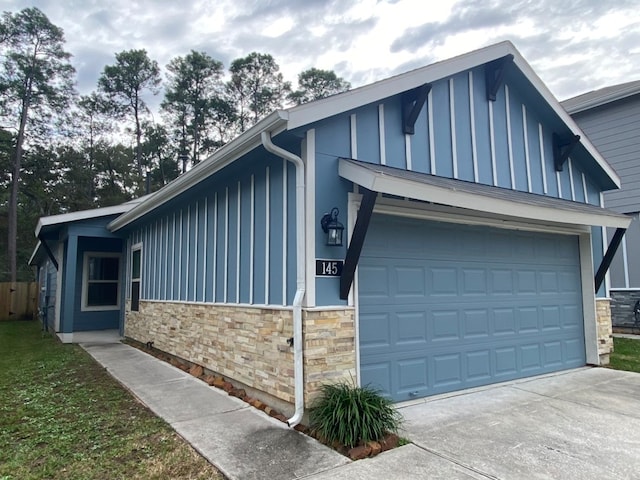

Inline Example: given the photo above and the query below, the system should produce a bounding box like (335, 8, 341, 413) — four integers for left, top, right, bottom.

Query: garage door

(358, 215, 585, 402)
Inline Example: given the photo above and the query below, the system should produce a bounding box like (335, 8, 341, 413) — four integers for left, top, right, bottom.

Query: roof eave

(108, 111, 289, 232)
(34, 201, 144, 238)
(562, 83, 640, 114)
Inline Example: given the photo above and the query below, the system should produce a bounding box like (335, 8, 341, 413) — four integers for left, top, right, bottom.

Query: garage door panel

(359, 312, 391, 349)
(465, 350, 492, 381)
(359, 215, 586, 401)
(495, 347, 518, 376)
(395, 266, 426, 297)
(462, 309, 490, 338)
(565, 339, 584, 362)
(521, 343, 542, 370)
(431, 310, 460, 341)
(360, 362, 392, 393)
(358, 265, 390, 301)
(543, 341, 563, 366)
(516, 270, 537, 294)
(430, 267, 458, 295)
(433, 353, 463, 388)
(396, 311, 428, 346)
(494, 308, 517, 334)
(491, 269, 514, 294)
(397, 357, 428, 393)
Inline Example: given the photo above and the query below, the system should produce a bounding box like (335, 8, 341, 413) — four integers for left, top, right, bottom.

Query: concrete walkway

(80, 333, 640, 479)
(80, 337, 349, 480)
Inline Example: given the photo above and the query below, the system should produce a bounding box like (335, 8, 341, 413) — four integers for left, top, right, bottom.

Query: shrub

(309, 382, 403, 448)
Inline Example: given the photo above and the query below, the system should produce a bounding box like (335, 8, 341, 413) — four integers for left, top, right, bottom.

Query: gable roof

(562, 80, 640, 114)
(35, 196, 147, 237)
(109, 41, 621, 232)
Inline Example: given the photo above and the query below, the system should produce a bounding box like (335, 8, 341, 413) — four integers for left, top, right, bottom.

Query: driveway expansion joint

(411, 443, 499, 480)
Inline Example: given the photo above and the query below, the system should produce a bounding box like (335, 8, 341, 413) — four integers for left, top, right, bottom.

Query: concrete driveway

(307, 367, 640, 479)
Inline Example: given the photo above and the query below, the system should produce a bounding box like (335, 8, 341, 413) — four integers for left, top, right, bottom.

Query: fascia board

(339, 161, 631, 229)
(34, 203, 139, 238)
(108, 112, 289, 232)
(28, 241, 42, 266)
(562, 82, 640, 114)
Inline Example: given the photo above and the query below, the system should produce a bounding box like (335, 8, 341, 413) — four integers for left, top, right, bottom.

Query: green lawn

(609, 337, 640, 373)
(0, 321, 224, 480)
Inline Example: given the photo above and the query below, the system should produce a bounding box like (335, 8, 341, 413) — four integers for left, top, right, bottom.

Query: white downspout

(261, 131, 306, 427)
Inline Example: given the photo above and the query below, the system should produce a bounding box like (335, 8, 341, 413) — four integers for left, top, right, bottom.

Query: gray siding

(572, 95, 640, 213)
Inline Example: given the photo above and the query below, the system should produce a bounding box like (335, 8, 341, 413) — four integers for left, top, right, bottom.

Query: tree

(0, 7, 76, 282)
(289, 68, 351, 105)
(162, 50, 224, 172)
(98, 49, 161, 182)
(77, 92, 113, 202)
(226, 52, 291, 132)
(141, 122, 179, 189)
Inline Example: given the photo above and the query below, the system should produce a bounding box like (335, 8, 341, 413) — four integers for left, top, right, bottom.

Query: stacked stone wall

(596, 298, 613, 365)
(610, 289, 640, 328)
(125, 301, 356, 407)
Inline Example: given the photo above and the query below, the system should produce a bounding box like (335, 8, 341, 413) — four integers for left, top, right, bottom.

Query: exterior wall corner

(596, 298, 613, 365)
(302, 307, 356, 406)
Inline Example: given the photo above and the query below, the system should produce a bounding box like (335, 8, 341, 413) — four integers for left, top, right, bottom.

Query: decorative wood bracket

(595, 227, 627, 293)
(402, 84, 431, 135)
(553, 133, 580, 172)
(37, 234, 59, 271)
(339, 188, 377, 300)
(485, 54, 514, 101)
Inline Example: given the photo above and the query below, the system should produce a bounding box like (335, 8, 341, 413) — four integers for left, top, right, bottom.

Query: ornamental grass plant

(309, 382, 403, 449)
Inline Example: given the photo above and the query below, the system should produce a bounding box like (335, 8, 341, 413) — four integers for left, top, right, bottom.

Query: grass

(609, 336, 640, 373)
(0, 320, 224, 480)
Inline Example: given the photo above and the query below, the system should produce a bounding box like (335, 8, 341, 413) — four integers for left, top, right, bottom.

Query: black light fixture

(321, 207, 344, 246)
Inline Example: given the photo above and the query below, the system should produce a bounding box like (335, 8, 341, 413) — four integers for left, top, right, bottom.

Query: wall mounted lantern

(321, 207, 344, 247)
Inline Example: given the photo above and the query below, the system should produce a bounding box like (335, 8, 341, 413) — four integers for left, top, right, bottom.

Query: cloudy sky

(4, 0, 640, 107)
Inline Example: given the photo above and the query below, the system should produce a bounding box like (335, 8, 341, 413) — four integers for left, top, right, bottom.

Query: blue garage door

(359, 215, 585, 402)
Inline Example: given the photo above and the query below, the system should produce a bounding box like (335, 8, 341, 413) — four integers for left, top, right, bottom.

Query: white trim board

(339, 159, 630, 229)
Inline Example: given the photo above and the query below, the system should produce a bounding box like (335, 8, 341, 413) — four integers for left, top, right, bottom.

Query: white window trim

(130, 243, 142, 307)
(81, 252, 121, 312)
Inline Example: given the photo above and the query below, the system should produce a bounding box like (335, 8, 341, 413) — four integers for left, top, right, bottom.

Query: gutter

(261, 131, 306, 428)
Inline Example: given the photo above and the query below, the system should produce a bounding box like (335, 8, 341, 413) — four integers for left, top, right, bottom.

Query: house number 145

(315, 259, 344, 277)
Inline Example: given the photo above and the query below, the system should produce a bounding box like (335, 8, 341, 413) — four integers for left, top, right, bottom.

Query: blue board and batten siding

(126, 153, 298, 307)
(312, 66, 606, 305)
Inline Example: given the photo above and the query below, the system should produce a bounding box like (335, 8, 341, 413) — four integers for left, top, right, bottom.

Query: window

(82, 253, 120, 311)
(131, 245, 142, 312)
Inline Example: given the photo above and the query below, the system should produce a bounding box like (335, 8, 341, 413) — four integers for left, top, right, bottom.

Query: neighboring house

(562, 82, 640, 330)
(30, 41, 630, 423)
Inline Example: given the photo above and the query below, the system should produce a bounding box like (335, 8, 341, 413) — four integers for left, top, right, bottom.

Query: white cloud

(3, 0, 639, 102)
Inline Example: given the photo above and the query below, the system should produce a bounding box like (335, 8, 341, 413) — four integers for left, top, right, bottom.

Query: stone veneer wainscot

(125, 301, 355, 409)
(596, 298, 613, 365)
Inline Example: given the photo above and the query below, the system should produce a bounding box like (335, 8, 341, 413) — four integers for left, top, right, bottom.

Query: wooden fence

(0, 282, 39, 321)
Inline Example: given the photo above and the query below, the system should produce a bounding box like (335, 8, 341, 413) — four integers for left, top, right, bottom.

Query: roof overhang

(35, 198, 147, 238)
(108, 111, 289, 231)
(562, 80, 640, 114)
(339, 159, 631, 229)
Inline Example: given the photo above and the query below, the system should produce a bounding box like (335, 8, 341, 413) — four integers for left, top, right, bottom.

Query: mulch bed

(124, 338, 400, 460)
